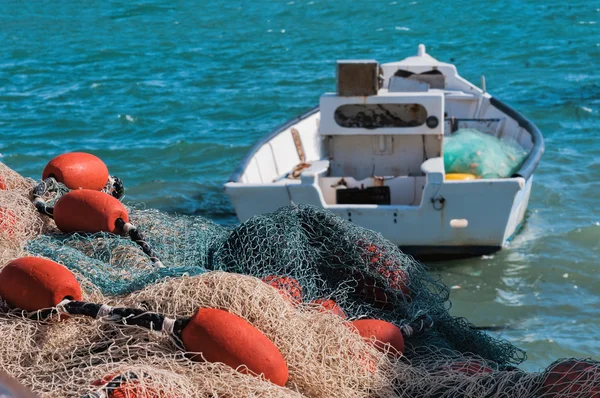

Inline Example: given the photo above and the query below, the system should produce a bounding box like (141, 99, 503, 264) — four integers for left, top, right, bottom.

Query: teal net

(444, 128, 528, 178)
(212, 205, 524, 366)
(26, 208, 229, 296)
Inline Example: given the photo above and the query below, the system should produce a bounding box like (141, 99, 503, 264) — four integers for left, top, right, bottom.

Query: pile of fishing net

(1, 156, 600, 398)
(444, 128, 528, 178)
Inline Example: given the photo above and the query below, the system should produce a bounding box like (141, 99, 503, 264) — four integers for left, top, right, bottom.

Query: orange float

(0, 176, 6, 190)
(110, 383, 165, 398)
(262, 275, 303, 304)
(382, 267, 410, 298)
(42, 152, 109, 190)
(92, 374, 167, 398)
(181, 308, 289, 386)
(540, 359, 600, 396)
(353, 274, 394, 310)
(54, 189, 128, 233)
(350, 319, 404, 356)
(356, 241, 411, 304)
(311, 298, 346, 318)
(0, 257, 82, 311)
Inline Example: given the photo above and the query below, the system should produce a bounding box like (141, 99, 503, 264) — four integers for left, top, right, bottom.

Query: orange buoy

(445, 173, 477, 181)
(351, 319, 404, 356)
(392, 270, 410, 298)
(92, 374, 167, 398)
(311, 298, 347, 318)
(376, 264, 410, 298)
(540, 359, 600, 396)
(181, 308, 289, 386)
(356, 241, 411, 302)
(0, 176, 6, 190)
(0, 207, 18, 238)
(353, 274, 394, 310)
(262, 275, 303, 304)
(91, 374, 117, 387)
(42, 152, 109, 190)
(110, 384, 165, 398)
(0, 257, 82, 311)
(54, 189, 128, 234)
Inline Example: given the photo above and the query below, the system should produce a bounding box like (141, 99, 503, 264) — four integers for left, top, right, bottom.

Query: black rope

(28, 299, 188, 338)
(80, 393, 102, 398)
(399, 313, 434, 339)
(33, 173, 126, 218)
(111, 176, 125, 199)
(33, 198, 53, 217)
(103, 175, 125, 199)
(24, 298, 193, 361)
(64, 301, 169, 331)
(115, 218, 164, 267)
(31, 177, 68, 218)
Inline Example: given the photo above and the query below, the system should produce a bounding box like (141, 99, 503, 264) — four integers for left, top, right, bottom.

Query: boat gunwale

(489, 96, 544, 181)
(227, 105, 319, 183)
(227, 98, 544, 183)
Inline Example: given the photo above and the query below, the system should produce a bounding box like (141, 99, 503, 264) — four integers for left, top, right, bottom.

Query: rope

(399, 313, 434, 339)
(102, 175, 125, 199)
(32, 174, 125, 218)
(22, 297, 193, 356)
(32, 197, 53, 217)
(31, 177, 69, 218)
(96, 304, 113, 319)
(33, 300, 180, 337)
(115, 218, 166, 268)
(161, 317, 176, 336)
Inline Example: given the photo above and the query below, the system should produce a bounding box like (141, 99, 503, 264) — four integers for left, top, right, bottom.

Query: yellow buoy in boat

(445, 173, 477, 181)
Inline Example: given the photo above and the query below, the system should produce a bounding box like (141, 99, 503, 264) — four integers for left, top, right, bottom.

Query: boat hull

(225, 175, 533, 257)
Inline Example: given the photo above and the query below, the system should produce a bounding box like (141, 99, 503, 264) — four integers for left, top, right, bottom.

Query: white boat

(225, 45, 544, 259)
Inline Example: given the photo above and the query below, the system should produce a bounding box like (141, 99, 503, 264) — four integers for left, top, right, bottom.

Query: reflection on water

(431, 208, 600, 371)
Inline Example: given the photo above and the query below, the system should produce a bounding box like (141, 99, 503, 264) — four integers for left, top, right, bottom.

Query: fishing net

(0, 190, 46, 268)
(211, 204, 524, 366)
(444, 128, 528, 178)
(27, 229, 208, 297)
(125, 272, 398, 397)
(24, 204, 230, 296)
(2, 160, 600, 397)
(0, 311, 303, 398)
(0, 162, 35, 193)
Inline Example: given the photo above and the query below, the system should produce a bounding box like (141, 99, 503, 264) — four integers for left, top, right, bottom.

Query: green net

(26, 208, 229, 296)
(444, 128, 528, 178)
(212, 205, 524, 366)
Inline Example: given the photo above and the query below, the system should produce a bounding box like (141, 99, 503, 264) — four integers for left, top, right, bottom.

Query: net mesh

(1, 160, 600, 398)
(444, 128, 528, 178)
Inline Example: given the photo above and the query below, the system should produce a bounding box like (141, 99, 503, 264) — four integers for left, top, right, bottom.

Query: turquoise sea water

(1, 0, 599, 372)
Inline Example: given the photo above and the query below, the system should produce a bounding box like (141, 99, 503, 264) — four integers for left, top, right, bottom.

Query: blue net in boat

(444, 128, 528, 178)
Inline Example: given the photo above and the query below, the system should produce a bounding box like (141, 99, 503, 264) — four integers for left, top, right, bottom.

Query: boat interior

(233, 46, 538, 208)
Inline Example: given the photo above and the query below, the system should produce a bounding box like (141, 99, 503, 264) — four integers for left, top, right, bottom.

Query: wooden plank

(290, 128, 306, 163)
